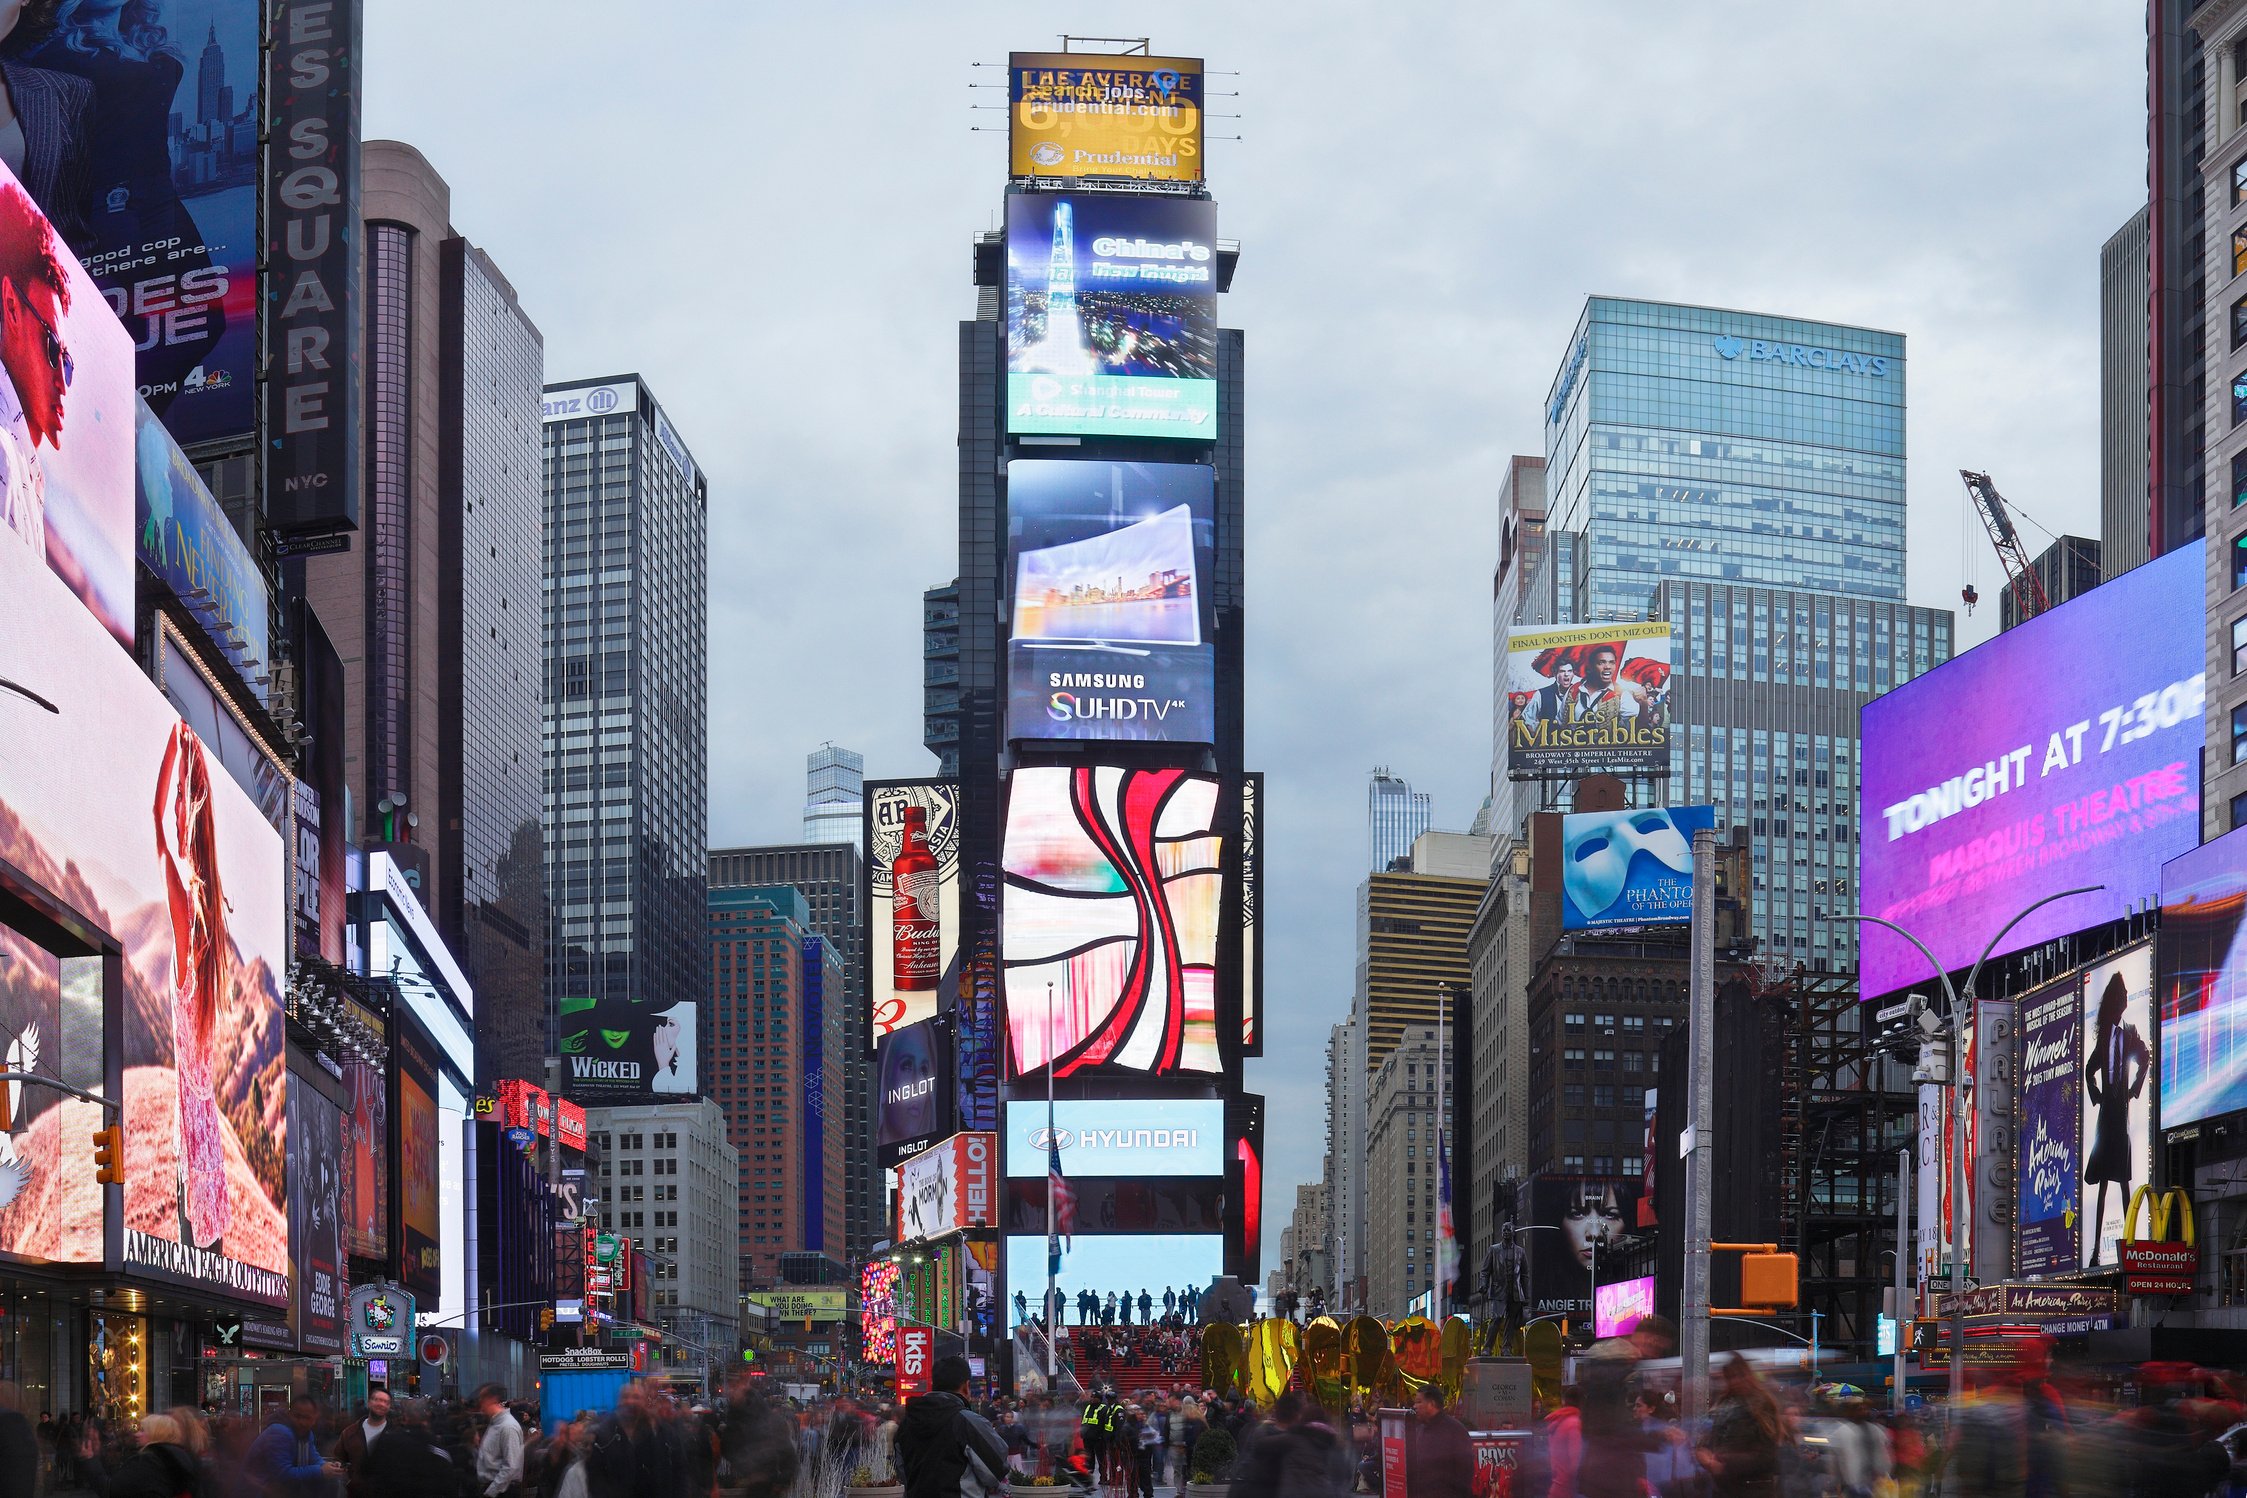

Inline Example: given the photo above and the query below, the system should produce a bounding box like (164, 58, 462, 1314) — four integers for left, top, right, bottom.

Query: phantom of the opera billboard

(1504, 624, 1672, 779)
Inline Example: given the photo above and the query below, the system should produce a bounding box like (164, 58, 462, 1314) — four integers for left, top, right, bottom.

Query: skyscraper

(2192, 0, 2247, 838)
(2150, 0, 2208, 559)
(300, 140, 548, 1087)
(923, 582, 962, 777)
(542, 375, 709, 1056)
(1368, 768, 1432, 873)
(2102, 206, 2152, 576)
(802, 744, 865, 848)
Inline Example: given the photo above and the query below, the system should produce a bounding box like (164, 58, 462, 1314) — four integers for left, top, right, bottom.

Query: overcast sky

(367, 2, 2145, 1270)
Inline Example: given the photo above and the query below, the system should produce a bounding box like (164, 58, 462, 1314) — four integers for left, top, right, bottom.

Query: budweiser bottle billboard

(893, 804, 940, 993)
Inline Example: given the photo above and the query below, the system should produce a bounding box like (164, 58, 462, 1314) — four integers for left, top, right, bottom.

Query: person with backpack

(898, 1356, 1011, 1498)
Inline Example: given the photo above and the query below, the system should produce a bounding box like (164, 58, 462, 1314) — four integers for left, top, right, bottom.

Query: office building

(542, 374, 709, 1051)
(1323, 1017, 1365, 1309)
(803, 744, 865, 849)
(2102, 206, 2152, 576)
(707, 886, 846, 1289)
(1368, 769, 1432, 873)
(923, 582, 962, 778)
(585, 1100, 740, 1379)
(1484, 457, 1550, 849)
(1465, 838, 1532, 1278)
(1998, 536, 2102, 631)
(1275, 1184, 1330, 1307)
(301, 140, 547, 1087)
(2151, 1, 2209, 558)
(707, 843, 875, 1260)
(1363, 1027, 1451, 1318)
(2198, 1, 2247, 838)
(1353, 832, 1488, 1075)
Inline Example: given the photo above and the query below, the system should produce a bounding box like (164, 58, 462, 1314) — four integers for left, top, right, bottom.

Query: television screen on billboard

(557, 996, 696, 1099)
(1009, 52, 1203, 183)
(1003, 1098, 1225, 1178)
(288, 1083, 345, 1354)
(1505, 624, 1673, 779)
(1003, 1176, 1228, 1234)
(1858, 543, 2203, 999)
(894, 1131, 997, 1242)
(1526, 1175, 1640, 1319)
(866, 781, 960, 1044)
(395, 1013, 441, 1299)
(0, 537, 288, 1299)
(1004, 1233, 1222, 1324)
(0, 157, 137, 649)
(1006, 460, 1216, 745)
(1003, 766, 1223, 1077)
(343, 1043, 388, 1262)
(877, 1017, 952, 1166)
(1241, 773, 1262, 1054)
(1005, 192, 1217, 440)
(2015, 977, 2082, 1278)
(1560, 806, 1715, 929)
(2079, 946, 2154, 1272)
(2159, 827, 2247, 1130)
(0, 920, 99, 1267)
(9, 1, 262, 448)
(1593, 1275, 1657, 1338)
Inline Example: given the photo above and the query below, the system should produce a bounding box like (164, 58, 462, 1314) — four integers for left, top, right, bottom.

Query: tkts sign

(897, 1326, 934, 1399)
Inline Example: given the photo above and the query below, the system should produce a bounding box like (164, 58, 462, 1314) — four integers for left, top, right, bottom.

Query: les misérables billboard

(1504, 623, 1672, 780)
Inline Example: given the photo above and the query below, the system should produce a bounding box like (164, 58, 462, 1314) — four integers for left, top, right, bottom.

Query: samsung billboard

(1858, 542, 2203, 998)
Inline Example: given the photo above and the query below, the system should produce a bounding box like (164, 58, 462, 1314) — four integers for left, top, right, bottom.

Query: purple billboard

(2014, 978, 2080, 1279)
(1858, 541, 2203, 998)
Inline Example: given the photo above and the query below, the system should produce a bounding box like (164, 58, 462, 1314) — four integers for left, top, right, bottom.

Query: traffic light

(539, 1308, 555, 1332)
(92, 1124, 122, 1186)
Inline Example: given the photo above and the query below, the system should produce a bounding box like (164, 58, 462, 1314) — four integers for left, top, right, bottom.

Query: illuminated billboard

(2159, 827, 2247, 1130)
(288, 1084, 345, 1354)
(2015, 977, 2081, 1278)
(557, 996, 696, 1100)
(1005, 192, 1217, 440)
(0, 159, 137, 648)
(1003, 766, 1223, 1076)
(343, 1043, 388, 1262)
(1241, 773, 1262, 1053)
(866, 781, 961, 1043)
(894, 1131, 998, 1241)
(1505, 623, 1672, 779)
(0, 536, 287, 1300)
(1560, 807, 1714, 929)
(1006, 460, 1216, 744)
(1593, 1275, 1657, 1338)
(395, 1013, 441, 1299)
(1009, 52, 1203, 183)
(1859, 542, 2203, 998)
(1005, 1233, 1222, 1321)
(1002, 1098, 1225, 1178)
(0, 920, 99, 1266)
(2078, 946, 2154, 1271)
(12, 0, 261, 447)
(876, 1017, 951, 1167)
(1526, 1175, 1639, 1321)
(136, 401, 269, 697)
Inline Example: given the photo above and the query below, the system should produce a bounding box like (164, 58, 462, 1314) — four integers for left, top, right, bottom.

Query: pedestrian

(715, 1371, 797, 1498)
(106, 1414, 209, 1498)
(1573, 1344, 1670, 1498)
(0, 1383, 37, 1498)
(334, 1387, 392, 1498)
(585, 1382, 684, 1498)
(361, 1398, 463, 1498)
(1696, 1357, 1787, 1498)
(898, 1356, 1011, 1498)
(1402, 1388, 1472, 1498)
(475, 1384, 526, 1498)
(246, 1397, 344, 1498)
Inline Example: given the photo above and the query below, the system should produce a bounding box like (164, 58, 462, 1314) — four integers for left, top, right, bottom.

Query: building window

(2236, 536, 2247, 592)
(2234, 371, 2247, 426)
(2235, 295, 2247, 350)
(2235, 617, 2247, 676)
(2234, 226, 2247, 277)
(2234, 156, 2247, 205)
(2233, 790, 2247, 832)
(2234, 705, 2247, 767)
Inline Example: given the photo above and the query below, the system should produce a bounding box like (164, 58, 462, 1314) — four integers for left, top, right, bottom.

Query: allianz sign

(1712, 335, 1888, 376)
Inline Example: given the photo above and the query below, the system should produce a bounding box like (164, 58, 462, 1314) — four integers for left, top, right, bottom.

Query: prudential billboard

(1858, 542, 2203, 999)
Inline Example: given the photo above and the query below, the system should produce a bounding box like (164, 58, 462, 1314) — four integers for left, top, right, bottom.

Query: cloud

(366, 0, 2143, 1272)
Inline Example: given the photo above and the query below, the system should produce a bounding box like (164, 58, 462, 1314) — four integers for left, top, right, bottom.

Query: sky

(366, 1, 2148, 1272)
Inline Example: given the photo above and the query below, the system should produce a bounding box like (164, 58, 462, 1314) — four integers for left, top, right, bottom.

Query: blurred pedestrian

(245, 1397, 343, 1498)
(1697, 1358, 1787, 1498)
(361, 1398, 462, 1498)
(1403, 1389, 1472, 1498)
(0, 1382, 36, 1498)
(898, 1356, 1010, 1498)
(476, 1384, 526, 1498)
(334, 1387, 391, 1498)
(107, 1414, 208, 1498)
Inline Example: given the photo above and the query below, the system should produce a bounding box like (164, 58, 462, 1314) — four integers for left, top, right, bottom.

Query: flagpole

(1436, 985, 1447, 1324)
(1046, 980, 1057, 1387)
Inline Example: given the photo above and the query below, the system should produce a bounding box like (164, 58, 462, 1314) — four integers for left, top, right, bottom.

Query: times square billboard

(1505, 624, 1673, 779)
(1009, 52, 1203, 183)
(1006, 460, 1216, 746)
(1005, 191, 1217, 441)
(1858, 541, 2203, 999)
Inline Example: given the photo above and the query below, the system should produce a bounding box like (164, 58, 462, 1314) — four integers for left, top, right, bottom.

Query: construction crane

(1959, 469, 2049, 621)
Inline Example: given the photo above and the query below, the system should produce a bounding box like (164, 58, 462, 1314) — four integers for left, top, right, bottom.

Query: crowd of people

(1015, 1287, 1210, 1330)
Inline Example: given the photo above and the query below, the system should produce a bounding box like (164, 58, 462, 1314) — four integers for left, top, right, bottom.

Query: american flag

(1436, 1129, 1460, 1295)
(1049, 1135, 1078, 1255)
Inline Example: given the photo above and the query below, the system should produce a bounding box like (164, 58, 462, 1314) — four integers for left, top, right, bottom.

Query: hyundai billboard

(1006, 460, 1216, 746)
(1002, 1098, 1224, 1178)
(1005, 192, 1216, 440)
(1858, 542, 2203, 999)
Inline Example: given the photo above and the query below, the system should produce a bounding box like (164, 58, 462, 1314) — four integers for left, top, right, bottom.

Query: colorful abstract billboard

(1560, 806, 1714, 929)
(0, 536, 287, 1302)
(9, 0, 262, 447)
(1006, 460, 1216, 744)
(1593, 1275, 1658, 1338)
(866, 780, 960, 1044)
(0, 158, 137, 648)
(1504, 623, 1673, 780)
(1858, 542, 2203, 998)
(860, 1258, 899, 1365)
(1008, 52, 1203, 183)
(2159, 826, 2247, 1129)
(1003, 766, 1223, 1076)
(1005, 192, 1217, 440)
(557, 995, 695, 1100)
(2079, 945, 2154, 1272)
(2015, 978, 2081, 1278)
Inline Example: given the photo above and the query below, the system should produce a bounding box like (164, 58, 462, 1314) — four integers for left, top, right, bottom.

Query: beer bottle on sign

(893, 804, 940, 992)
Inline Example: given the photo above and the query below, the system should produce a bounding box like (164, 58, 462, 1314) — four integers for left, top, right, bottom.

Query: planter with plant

(847, 1466, 902, 1498)
(1184, 1425, 1236, 1498)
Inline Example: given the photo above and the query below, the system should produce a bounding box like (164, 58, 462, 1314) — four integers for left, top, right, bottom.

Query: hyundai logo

(1029, 1127, 1074, 1151)
(585, 387, 620, 413)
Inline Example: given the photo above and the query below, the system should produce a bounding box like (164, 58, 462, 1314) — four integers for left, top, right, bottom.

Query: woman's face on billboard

(1561, 1187, 1622, 1269)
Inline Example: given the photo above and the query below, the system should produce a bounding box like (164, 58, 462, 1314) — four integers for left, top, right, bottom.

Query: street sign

(1875, 1001, 1915, 1026)
(2120, 1242, 2197, 1296)
(419, 1335, 450, 1364)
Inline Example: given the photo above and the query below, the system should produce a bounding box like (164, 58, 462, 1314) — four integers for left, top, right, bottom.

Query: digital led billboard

(1005, 192, 1217, 440)
(1594, 1275, 1657, 1338)
(0, 160, 137, 649)
(1505, 624, 1672, 779)
(2079, 946, 2154, 1271)
(343, 1044, 388, 1262)
(10, 0, 261, 447)
(288, 1083, 345, 1354)
(1006, 460, 1216, 745)
(1858, 542, 2204, 998)
(394, 1013, 441, 1299)
(1005, 1233, 1222, 1321)
(866, 781, 961, 1043)
(0, 537, 288, 1301)
(1002, 1098, 1225, 1178)
(1526, 1175, 1640, 1320)
(2015, 977, 2081, 1279)
(1003, 766, 1223, 1076)
(136, 401, 269, 695)
(0, 920, 99, 1266)
(1241, 773, 1262, 1053)
(2159, 827, 2247, 1130)
(557, 995, 696, 1099)
(894, 1131, 998, 1242)
(1009, 52, 1203, 183)
(877, 1017, 951, 1167)
(1560, 806, 1715, 929)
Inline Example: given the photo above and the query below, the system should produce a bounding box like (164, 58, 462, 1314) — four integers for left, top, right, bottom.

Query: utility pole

(1893, 1146, 1909, 1413)
(1680, 825, 1715, 1422)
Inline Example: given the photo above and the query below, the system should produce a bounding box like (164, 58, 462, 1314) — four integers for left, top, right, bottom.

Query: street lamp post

(1840, 885, 2099, 1417)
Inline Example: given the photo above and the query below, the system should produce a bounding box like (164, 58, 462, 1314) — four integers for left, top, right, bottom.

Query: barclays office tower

(1524, 298, 1953, 970)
